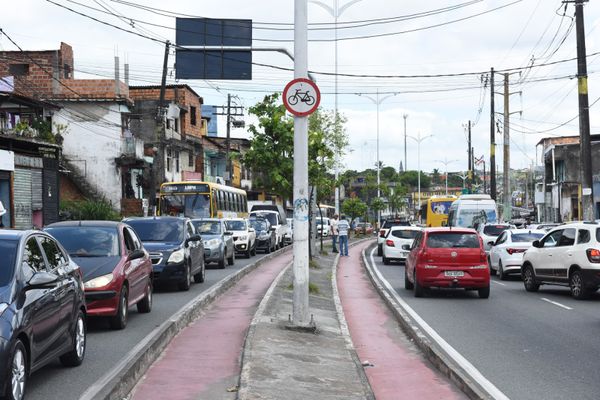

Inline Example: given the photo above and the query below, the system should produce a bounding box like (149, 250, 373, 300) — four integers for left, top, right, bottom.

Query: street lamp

(310, 0, 363, 215)
(407, 133, 433, 216)
(357, 89, 398, 229)
(436, 157, 458, 195)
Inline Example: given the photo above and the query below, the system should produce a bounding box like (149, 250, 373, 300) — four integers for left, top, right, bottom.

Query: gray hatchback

(192, 219, 235, 269)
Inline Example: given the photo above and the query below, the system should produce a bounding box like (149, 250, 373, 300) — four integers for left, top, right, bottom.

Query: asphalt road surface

(25, 251, 271, 400)
(369, 247, 600, 400)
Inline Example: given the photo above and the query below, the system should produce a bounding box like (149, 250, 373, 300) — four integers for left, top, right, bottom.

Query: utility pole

(490, 68, 497, 201)
(467, 120, 472, 192)
(225, 93, 231, 185)
(151, 40, 170, 211)
(503, 73, 511, 222)
(572, 0, 594, 220)
(403, 114, 408, 172)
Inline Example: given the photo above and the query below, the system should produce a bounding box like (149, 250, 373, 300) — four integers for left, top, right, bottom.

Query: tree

(342, 197, 368, 231)
(399, 170, 431, 189)
(370, 197, 386, 229)
(380, 166, 397, 182)
(431, 168, 441, 185)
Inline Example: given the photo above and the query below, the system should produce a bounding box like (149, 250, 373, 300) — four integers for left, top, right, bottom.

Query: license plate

(444, 271, 464, 277)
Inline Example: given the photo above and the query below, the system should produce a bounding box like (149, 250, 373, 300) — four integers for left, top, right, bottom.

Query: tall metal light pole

(357, 89, 398, 229)
(436, 157, 458, 195)
(407, 133, 433, 217)
(310, 0, 363, 215)
(403, 114, 408, 171)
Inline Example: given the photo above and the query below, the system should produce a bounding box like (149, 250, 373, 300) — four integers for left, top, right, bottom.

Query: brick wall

(59, 173, 86, 201)
(121, 198, 143, 217)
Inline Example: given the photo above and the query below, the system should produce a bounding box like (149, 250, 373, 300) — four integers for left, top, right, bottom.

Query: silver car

(191, 219, 235, 269)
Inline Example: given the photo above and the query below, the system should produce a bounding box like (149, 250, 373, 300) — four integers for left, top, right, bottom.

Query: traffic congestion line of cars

(0, 213, 286, 400)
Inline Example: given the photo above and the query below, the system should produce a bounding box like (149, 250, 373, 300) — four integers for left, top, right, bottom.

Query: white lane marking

(541, 297, 573, 310)
(493, 281, 507, 286)
(369, 248, 510, 400)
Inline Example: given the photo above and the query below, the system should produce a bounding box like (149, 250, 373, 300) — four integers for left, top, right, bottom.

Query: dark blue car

(0, 230, 87, 400)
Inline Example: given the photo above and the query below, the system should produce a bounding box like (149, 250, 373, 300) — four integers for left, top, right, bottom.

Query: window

(175, 151, 180, 173)
(190, 106, 197, 126)
(173, 118, 179, 133)
(578, 229, 591, 244)
(63, 63, 72, 79)
(9, 64, 29, 76)
(542, 230, 562, 248)
(391, 230, 419, 240)
(124, 227, 140, 252)
(558, 228, 576, 247)
(39, 236, 67, 270)
(166, 148, 172, 172)
(188, 151, 194, 168)
(426, 233, 480, 248)
(23, 237, 46, 274)
(186, 222, 195, 238)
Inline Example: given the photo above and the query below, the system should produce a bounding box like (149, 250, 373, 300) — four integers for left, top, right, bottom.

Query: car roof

(509, 229, 546, 235)
(0, 229, 33, 240)
(191, 218, 221, 222)
(46, 220, 121, 228)
(124, 216, 187, 222)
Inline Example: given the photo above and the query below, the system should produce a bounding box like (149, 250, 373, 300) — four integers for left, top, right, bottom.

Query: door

(185, 221, 201, 274)
(405, 232, 423, 281)
(555, 228, 576, 282)
(20, 236, 62, 366)
(533, 229, 563, 280)
(489, 231, 507, 269)
(123, 227, 146, 302)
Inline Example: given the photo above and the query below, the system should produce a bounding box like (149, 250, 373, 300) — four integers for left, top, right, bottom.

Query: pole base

(283, 314, 317, 333)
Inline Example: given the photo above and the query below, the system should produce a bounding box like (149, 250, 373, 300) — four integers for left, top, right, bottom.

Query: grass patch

(286, 282, 320, 295)
(309, 259, 320, 269)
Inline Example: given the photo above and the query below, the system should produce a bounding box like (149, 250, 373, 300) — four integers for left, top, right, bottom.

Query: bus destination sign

(161, 184, 210, 194)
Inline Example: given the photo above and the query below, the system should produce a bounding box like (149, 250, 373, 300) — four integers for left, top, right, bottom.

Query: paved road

(25, 251, 271, 400)
(368, 247, 600, 400)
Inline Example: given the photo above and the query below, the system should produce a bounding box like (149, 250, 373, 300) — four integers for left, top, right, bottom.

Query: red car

(403, 227, 490, 298)
(45, 221, 153, 329)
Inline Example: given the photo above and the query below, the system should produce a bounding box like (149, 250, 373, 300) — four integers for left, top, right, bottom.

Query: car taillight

(586, 249, 600, 263)
(480, 252, 487, 263)
(506, 248, 527, 255)
(379, 229, 386, 238)
(385, 239, 394, 247)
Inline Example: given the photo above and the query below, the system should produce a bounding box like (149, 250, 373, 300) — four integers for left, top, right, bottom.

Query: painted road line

(369, 248, 510, 400)
(541, 297, 573, 310)
(492, 281, 507, 286)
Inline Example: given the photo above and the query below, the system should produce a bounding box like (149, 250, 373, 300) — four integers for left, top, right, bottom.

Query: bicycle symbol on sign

(287, 87, 315, 106)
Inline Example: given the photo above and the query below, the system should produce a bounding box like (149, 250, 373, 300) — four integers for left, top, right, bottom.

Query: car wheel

(414, 271, 424, 298)
(404, 267, 414, 290)
(246, 247, 251, 258)
(218, 253, 226, 269)
(7, 340, 27, 400)
(382, 254, 390, 265)
(109, 286, 129, 330)
(523, 264, 540, 292)
(478, 286, 490, 299)
(194, 261, 206, 283)
(498, 261, 507, 281)
(60, 310, 86, 366)
(266, 242, 272, 254)
(137, 279, 153, 313)
(251, 243, 257, 257)
(227, 249, 235, 266)
(377, 244, 382, 257)
(570, 270, 591, 300)
(488, 256, 496, 275)
(178, 262, 192, 291)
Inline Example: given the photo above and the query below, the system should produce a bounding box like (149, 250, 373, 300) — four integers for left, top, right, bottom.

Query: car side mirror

(487, 241, 495, 247)
(128, 249, 145, 261)
(532, 240, 541, 248)
(224, 231, 233, 236)
(401, 244, 411, 251)
(26, 271, 59, 289)
(474, 223, 480, 231)
(248, 228, 255, 233)
(186, 234, 202, 244)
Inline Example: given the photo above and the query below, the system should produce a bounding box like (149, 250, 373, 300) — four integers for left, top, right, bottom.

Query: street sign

(283, 78, 320, 117)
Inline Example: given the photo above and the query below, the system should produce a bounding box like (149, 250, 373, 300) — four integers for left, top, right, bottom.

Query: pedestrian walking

(338, 215, 350, 256)
(330, 214, 339, 253)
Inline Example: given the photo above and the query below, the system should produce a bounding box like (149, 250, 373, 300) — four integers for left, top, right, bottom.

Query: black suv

(124, 217, 205, 291)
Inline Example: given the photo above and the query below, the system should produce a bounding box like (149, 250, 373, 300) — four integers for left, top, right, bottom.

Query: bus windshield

(457, 208, 497, 228)
(160, 194, 210, 218)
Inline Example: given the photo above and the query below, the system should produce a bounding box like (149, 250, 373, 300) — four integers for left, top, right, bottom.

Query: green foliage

(399, 170, 431, 188)
(380, 166, 397, 182)
(342, 197, 368, 225)
(370, 197, 386, 214)
(309, 282, 320, 294)
(60, 200, 120, 221)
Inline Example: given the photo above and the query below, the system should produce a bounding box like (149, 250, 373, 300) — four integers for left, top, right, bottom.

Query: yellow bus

(419, 195, 457, 227)
(158, 181, 248, 219)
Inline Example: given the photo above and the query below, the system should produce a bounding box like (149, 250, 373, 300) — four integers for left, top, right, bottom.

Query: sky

(2, 0, 599, 176)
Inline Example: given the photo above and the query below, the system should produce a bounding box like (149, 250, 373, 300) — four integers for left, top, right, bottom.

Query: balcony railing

(121, 137, 144, 159)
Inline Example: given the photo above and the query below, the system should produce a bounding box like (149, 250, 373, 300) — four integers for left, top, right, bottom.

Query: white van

(447, 194, 499, 229)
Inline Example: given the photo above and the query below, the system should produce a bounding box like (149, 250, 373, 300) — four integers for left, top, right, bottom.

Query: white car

(377, 218, 412, 256)
(225, 218, 256, 258)
(382, 226, 422, 265)
(521, 222, 600, 299)
(284, 218, 294, 245)
(476, 222, 515, 255)
(488, 229, 546, 280)
(317, 217, 330, 238)
(250, 210, 286, 249)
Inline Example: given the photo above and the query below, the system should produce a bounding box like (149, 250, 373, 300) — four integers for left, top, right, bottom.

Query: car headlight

(168, 248, 185, 264)
(84, 273, 114, 289)
(204, 239, 220, 247)
(238, 235, 247, 241)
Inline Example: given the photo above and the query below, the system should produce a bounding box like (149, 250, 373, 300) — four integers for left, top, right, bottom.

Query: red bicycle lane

(337, 241, 467, 400)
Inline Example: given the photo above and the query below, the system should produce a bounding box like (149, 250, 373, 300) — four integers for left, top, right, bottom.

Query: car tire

(404, 267, 414, 290)
(382, 254, 390, 265)
(246, 247, 251, 258)
(218, 253, 226, 269)
(414, 271, 424, 298)
(498, 261, 507, 281)
(488, 256, 496, 275)
(136, 279, 153, 313)
(194, 261, 206, 283)
(60, 310, 86, 366)
(227, 249, 235, 266)
(109, 286, 129, 330)
(377, 244, 382, 257)
(523, 264, 540, 292)
(570, 270, 592, 300)
(178, 262, 192, 291)
(478, 286, 490, 299)
(251, 243, 257, 257)
(7, 340, 27, 400)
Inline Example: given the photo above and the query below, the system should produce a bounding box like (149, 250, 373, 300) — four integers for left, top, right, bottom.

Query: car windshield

(0, 240, 18, 286)
(160, 193, 211, 218)
(512, 233, 545, 242)
(194, 221, 222, 235)
(253, 212, 277, 226)
(251, 220, 268, 232)
(127, 220, 184, 243)
(46, 227, 120, 257)
(483, 225, 511, 236)
(391, 230, 419, 239)
(427, 232, 480, 248)
(226, 220, 246, 231)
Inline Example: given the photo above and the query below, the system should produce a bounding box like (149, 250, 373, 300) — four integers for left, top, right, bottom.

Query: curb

(360, 245, 503, 400)
(331, 238, 376, 400)
(80, 245, 292, 400)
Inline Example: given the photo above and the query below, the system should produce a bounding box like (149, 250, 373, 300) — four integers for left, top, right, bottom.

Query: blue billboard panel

(176, 18, 252, 47)
(175, 50, 252, 80)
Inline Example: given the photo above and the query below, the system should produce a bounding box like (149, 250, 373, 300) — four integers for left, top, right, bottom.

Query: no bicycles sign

(283, 78, 321, 117)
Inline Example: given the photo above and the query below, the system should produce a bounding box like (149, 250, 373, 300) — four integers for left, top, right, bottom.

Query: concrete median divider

(80, 246, 292, 400)
(361, 245, 508, 400)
